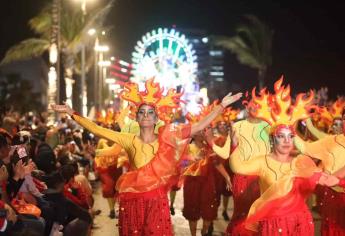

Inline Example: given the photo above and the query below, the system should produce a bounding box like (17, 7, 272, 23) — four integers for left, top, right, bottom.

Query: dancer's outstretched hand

(221, 92, 243, 107)
(319, 172, 340, 187)
(51, 103, 74, 116)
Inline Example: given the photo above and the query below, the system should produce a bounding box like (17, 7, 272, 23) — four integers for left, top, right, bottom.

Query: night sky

(1, 0, 345, 98)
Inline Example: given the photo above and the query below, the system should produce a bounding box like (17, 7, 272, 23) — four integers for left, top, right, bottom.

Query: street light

(75, 0, 91, 116)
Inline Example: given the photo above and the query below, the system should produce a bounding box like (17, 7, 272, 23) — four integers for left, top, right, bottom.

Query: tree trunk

(258, 66, 267, 90)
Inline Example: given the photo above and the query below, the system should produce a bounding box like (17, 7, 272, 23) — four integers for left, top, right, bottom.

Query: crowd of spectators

(0, 108, 99, 236)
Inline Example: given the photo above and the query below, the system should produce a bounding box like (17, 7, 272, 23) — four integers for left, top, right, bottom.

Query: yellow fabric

(116, 106, 130, 130)
(212, 120, 270, 161)
(225, 146, 321, 231)
(296, 134, 345, 174)
(212, 135, 231, 159)
(183, 143, 208, 176)
(95, 143, 122, 168)
(96, 138, 110, 149)
(232, 120, 271, 161)
(73, 114, 158, 169)
(246, 155, 321, 231)
(306, 118, 327, 140)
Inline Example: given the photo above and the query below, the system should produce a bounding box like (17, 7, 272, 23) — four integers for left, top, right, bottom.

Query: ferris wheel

(131, 28, 198, 91)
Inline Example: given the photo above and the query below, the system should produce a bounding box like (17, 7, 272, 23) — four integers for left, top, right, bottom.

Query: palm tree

(216, 15, 273, 90)
(1, 1, 113, 109)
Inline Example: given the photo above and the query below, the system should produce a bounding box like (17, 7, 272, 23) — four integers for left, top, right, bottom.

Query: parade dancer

(182, 105, 231, 236)
(206, 94, 271, 235)
(211, 106, 239, 221)
(295, 105, 345, 236)
(212, 78, 341, 236)
(52, 79, 242, 236)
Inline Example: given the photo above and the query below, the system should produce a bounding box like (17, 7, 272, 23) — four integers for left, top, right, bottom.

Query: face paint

(272, 126, 295, 155)
(136, 104, 157, 127)
(332, 119, 343, 135)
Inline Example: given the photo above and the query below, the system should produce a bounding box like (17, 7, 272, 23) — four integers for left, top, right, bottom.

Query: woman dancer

(52, 79, 242, 236)
(212, 78, 341, 235)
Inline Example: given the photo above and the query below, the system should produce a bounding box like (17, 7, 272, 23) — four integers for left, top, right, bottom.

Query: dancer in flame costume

(93, 108, 130, 218)
(206, 95, 271, 235)
(52, 78, 242, 236)
(182, 104, 232, 236)
(294, 100, 345, 236)
(210, 105, 240, 222)
(212, 77, 341, 236)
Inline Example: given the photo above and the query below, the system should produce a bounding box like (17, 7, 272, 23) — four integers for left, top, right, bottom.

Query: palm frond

(29, 4, 52, 38)
(216, 36, 261, 69)
(1, 38, 50, 65)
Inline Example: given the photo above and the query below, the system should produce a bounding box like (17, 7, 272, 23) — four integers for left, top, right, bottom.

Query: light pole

(80, 0, 87, 116)
(48, 0, 61, 124)
(96, 46, 110, 109)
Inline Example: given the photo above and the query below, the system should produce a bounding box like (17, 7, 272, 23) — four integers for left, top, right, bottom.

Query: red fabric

(317, 185, 345, 236)
(116, 124, 191, 193)
(226, 174, 260, 235)
(183, 174, 219, 221)
(214, 136, 232, 197)
(32, 177, 46, 193)
(258, 210, 313, 236)
(245, 173, 321, 236)
(64, 182, 90, 209)
(118, 187, 172, 236)
(0, 200, 5, 230)
(170, 184, 180, 192)
(97, 165, 123, 198)
(339, 178, 345, 188)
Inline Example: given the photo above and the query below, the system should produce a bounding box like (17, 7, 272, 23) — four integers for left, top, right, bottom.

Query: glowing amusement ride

(131, 28, 202, 114)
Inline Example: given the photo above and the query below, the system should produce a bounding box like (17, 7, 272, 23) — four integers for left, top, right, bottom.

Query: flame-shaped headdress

(120, 78, 184, 122)
(96, 109, 120, 125)
(318, 99, 345, 126)
(210, 101, 239, 127)
(185, 102, 217, 125)
(251, 76, 314, 133)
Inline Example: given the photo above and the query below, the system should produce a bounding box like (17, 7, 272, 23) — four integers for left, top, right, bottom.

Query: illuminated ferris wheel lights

(149, 51, 155, 57)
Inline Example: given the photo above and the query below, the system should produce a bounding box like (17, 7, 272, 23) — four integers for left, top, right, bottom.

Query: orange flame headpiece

(96, 109, 120, 125)
(185, 102, 217, 125)
(120, 78, 184, 122)
(210, 101, 239, 127)
(251, 76, 314, 134)
(318, 99, 345, 126)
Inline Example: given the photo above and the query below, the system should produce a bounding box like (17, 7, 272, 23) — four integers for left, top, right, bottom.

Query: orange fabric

(95, 143, 122, 169)
(244, 155, 321, 231)
(11, 198, 41, 217)
(115, 124, 191, 193)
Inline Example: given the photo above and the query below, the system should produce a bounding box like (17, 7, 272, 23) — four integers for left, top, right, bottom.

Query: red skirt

(258, 210, 314, 236)
(183, 174, 219, 221)
(317, 186, 345, 236)
(97, 165, 123, 198)
(118, 187, 173, 236)
(226, 174, 260, 236)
